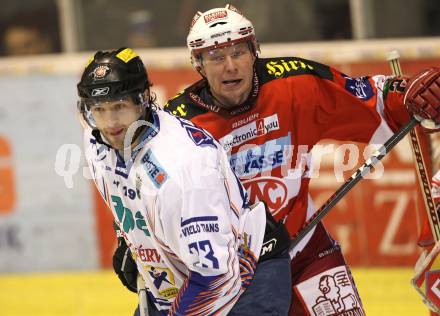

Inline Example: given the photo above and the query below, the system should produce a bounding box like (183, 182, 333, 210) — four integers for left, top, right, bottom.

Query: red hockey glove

(404, 67, 440, 130)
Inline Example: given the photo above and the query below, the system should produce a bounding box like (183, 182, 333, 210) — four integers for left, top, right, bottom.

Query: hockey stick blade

(290, 116, 419, 249)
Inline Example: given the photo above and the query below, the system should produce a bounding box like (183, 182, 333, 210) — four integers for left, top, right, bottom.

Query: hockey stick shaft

(137, 274, 149, 316)
(290, 116, 419, 249)
(386, 50, 440, 242)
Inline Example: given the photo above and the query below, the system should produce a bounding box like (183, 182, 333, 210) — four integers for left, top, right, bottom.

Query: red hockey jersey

(165, 56, 409, 249)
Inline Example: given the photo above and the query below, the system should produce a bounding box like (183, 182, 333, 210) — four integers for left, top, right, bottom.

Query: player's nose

(224, 55, 238, 72)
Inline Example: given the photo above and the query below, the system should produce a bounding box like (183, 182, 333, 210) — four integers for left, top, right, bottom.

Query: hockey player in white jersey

(76, 47, 292, 315)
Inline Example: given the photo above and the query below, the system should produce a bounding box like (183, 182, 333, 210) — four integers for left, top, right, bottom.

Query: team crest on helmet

(92, 65, 110, 79)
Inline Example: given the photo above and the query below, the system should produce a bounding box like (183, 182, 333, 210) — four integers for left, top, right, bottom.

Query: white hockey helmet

(187, 4, 258, 69)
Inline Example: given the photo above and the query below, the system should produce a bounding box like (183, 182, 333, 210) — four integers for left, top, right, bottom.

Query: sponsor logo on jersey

(137, 247, 161, 263)
(112, 195, 151, 236)
(141, 149, 168, 188)
(262, 58, 333, 81)
(229, 133, 291, 177)
(180, 216, 219, 237)
(344, 76, 374, 101)
(295, 266, 365, 316)
(219, 114, 280, 150)
(189, 92, 221, 113)
(266, 59, 314, 77)
(231, 113, 259, 129)
(144, 265, 179, 299)
(242, 177, 288, 215)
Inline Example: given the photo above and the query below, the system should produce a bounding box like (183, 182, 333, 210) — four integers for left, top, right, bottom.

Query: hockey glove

(405, 67, 440, 131)
(112, 238, 138, 293)
(259, 203, 291, 262)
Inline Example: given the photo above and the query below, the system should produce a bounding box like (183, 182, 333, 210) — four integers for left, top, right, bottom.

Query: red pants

(289, 223, 365, 316)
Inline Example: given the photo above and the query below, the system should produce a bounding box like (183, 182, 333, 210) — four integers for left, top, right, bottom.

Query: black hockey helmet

(77, 47, 149, 103)
(77, 47, 151, 128)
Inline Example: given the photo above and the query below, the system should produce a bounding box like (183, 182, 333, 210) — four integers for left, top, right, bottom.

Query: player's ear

(143, 88, 150, 99)
(141, 89, 150, 110)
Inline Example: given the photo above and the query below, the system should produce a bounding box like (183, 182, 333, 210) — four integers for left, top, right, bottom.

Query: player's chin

(107, 135, 126, 150)
(227, 93, 248, 107)
(108, 130, 130, 146)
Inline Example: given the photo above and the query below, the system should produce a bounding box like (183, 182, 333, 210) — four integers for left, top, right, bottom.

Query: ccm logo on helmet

(91, 87, 110, 96)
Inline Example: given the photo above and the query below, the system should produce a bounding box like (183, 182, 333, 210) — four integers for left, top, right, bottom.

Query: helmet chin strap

(91, 128, 111, 147)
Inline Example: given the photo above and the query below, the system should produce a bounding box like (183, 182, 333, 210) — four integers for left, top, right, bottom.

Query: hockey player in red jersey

(162, 4, 440, 315)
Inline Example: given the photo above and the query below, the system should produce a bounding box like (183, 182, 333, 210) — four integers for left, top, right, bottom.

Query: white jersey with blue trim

(83, 109, 266, 315)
